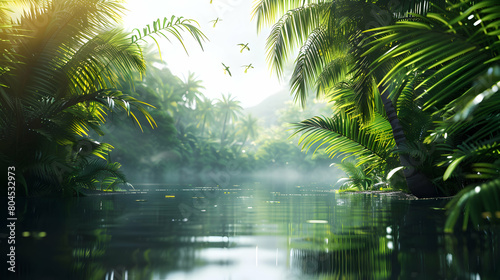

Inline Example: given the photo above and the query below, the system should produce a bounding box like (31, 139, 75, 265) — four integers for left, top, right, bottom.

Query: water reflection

(5, 186, 499, 279)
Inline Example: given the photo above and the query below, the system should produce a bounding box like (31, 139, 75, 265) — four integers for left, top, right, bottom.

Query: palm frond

(264, 3, 328, 78)
(443, 141, 500, 181)
(366, 1, 500, 110)
(252, 0, 322, 31)
(445, 173, 500, 232)
(291, 112, 395, 169)
(290, 25, 331, 106)
(447, 65, 500, 122)
(71, 158, 127, 192)
(334, 159, 379, 191)
(131, 15, 208, 56)
(315, 52, 352, 97)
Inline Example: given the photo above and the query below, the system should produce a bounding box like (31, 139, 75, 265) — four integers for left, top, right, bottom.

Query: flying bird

(242, 64, 254, 73)
(209, 18, 222, 28)
(237, 43, 250, 53)
(222, 63, 232, 77)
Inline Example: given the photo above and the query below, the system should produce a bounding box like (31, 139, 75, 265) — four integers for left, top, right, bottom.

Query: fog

(124, 166, 342, 189)
(79, 49, 342, 192)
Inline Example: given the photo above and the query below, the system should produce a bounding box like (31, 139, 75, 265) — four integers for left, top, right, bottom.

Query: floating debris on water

(306, 220, 328, 224)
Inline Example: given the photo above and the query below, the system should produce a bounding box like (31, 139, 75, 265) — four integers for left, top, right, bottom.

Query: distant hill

(244, 88, 332, 129)
(244, 89, 293, 127)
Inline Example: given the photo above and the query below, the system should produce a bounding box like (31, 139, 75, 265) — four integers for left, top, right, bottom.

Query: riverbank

(340, 190, 417, 200)
(338, 190, 457, 201)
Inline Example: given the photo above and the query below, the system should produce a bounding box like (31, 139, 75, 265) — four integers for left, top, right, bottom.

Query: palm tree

(196, 96, 215, 137)
(292, 111, 396, 173)
(178, 72, 205, 108)
(135, 65, 184, 116)
(0, 0, 206, 195)
(253, 0, 446, 197)
(237, 114, 259, 151)
(215, 93, 243, 148)
(363, 1, 500, 231)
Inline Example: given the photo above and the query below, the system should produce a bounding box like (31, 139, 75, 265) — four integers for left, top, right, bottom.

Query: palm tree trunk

(380, 89, 438, 198)
(201, 116, 206, 137)
(220, 112, 228, 148)
(239, 134, 248, 153)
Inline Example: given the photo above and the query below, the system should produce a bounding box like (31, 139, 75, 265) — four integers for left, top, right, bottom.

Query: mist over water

(121, 165, 341, 191)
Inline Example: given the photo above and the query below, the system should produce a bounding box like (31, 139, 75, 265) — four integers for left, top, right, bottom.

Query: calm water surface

(4, 184, 499, 279)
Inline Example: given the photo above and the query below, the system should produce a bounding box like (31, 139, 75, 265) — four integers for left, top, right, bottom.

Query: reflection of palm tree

(216, 93, 242, 148)
(237, 114, 259, 151)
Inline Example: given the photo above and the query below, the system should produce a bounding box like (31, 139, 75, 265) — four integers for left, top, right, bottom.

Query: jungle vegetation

(1, 0, 498, 233)
(253, 0, 500, 231)
(100, 50, 336, 187)
(0, 0, 206, 195)
(0, 0, 334, 197)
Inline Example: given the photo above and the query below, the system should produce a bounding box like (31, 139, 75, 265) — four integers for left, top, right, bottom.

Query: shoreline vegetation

(254, 0, 500, 232)
(1, 1, 499, 233)
(338, 190, 419, 200)
(78, 185, 422, 201)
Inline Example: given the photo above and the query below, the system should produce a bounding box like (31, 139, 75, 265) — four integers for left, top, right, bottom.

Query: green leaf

(443, 155, 466, 181)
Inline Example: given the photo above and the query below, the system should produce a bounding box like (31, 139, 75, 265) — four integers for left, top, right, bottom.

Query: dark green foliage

(0, 0, 206, 195)
(334, 160, 382, 191)
(256, 0, 500, 230)
(292, 112, 395, 171)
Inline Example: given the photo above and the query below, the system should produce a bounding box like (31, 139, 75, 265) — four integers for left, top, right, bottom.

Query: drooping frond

(360, 112, 394, 143)
(351, 60, 379, 121)
(445, 163, 500, 232)
(291, 112, 395, 169)
(290, 25, 330, 106)
(444, 65, 500, 124)
(64, 28, 146, 96)
(366, 0, 500, 110)
(315, 52, 352, 96)
(265, 3, 328, 78)
(443, 140, 500, 181)
(131, 15, 208, 56)
(325, 82, 356, 113)
(252, 0, 322, 31)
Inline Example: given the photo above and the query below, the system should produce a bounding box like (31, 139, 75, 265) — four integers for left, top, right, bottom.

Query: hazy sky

(122, 0, 290, 108)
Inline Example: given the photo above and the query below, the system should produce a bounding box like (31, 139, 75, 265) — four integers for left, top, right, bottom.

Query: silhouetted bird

(222, 63, 232, 76)
(237, 43, 250, 53)
(209, 18, 222, 27)
(242, 64, 254, 73)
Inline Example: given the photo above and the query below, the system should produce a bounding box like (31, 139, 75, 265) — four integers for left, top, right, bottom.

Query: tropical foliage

(254, 0, 500, 231)
(334, 160, 385, 191)
(0, 0, 206, 195)
(366, 0, 500, 231)
(100, 51, 335, 185)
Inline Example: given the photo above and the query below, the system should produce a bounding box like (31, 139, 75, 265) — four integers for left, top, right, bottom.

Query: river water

(4, 184, 499, 279)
